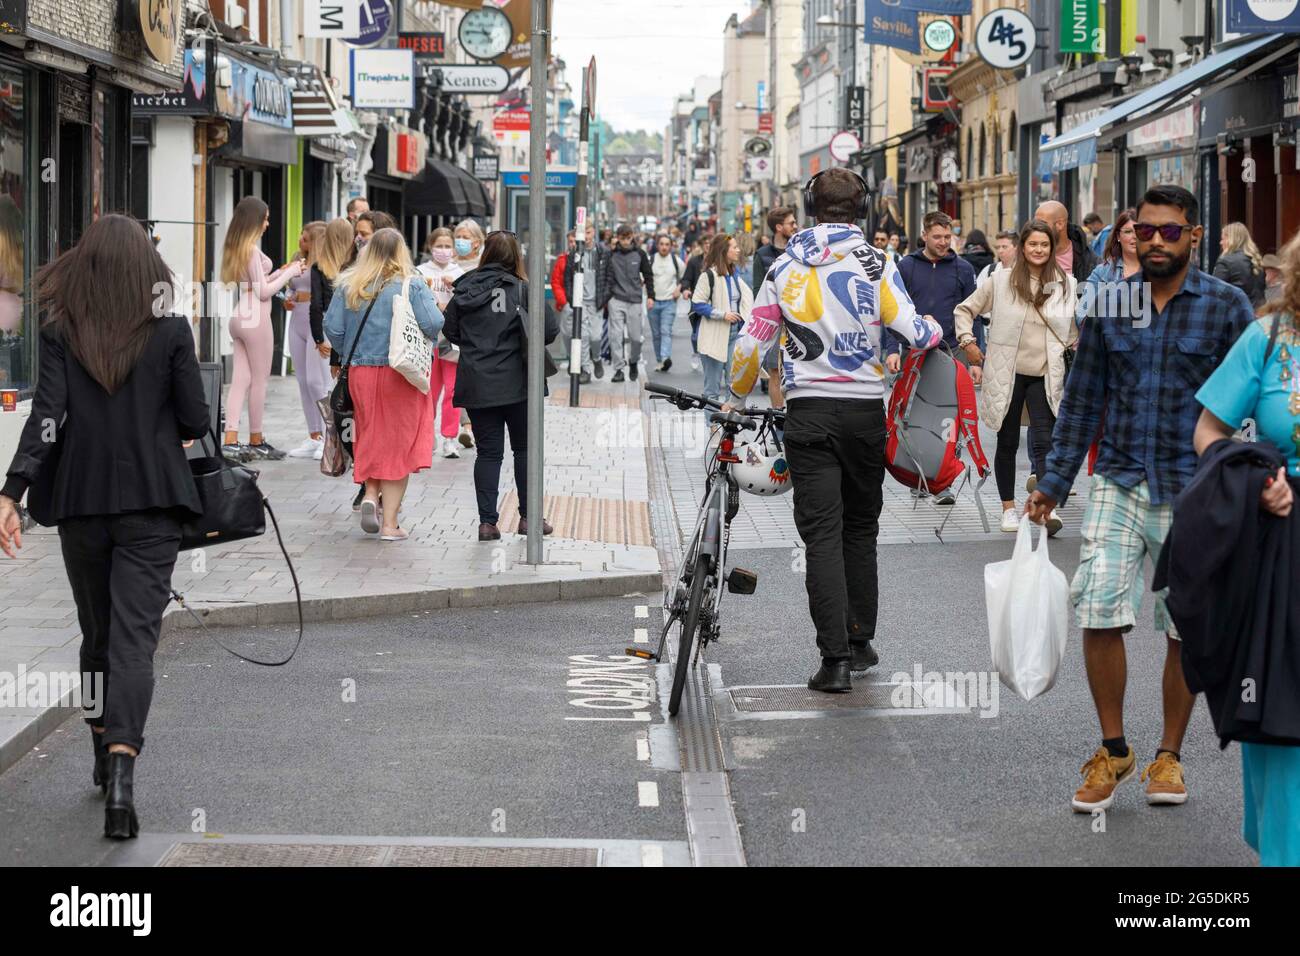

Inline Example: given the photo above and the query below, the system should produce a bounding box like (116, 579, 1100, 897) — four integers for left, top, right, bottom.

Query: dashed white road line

(640, 844, 664, 867)
(632, 627, 648, 644)
(633, 605, 649, 619)
(637, 781, 660, 807)
(635, 735, 650, 761)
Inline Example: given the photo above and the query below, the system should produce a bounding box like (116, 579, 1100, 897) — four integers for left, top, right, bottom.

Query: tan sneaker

(1141, 752, 1188, 806)
(1071, 746, 1136, 813)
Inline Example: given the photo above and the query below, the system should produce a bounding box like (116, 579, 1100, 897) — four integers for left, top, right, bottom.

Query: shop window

(0, 64, 27, 396)
(1007, 113, 1016, 172)
(993, 124, 1002, 176)
(979, 124, 986, 179)
(966, 132, 973, 182)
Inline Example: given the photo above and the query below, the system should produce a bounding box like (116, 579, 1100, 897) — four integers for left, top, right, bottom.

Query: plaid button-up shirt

(1038, 266, 1255, 507)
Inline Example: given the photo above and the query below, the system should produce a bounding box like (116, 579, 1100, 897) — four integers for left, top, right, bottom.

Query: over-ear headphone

(802, 168, 871, 223)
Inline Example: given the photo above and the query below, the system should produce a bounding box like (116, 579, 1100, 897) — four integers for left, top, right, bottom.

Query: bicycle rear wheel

(668, 553, 709, 717)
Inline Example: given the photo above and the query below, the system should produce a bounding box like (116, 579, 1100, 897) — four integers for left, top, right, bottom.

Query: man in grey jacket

(601, 223, 655, 382)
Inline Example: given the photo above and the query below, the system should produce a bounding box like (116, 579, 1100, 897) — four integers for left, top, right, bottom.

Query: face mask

(431, 248, 453, 265)
(887, 242, 897, 252)
(952, 226, 962, 236)
(454, 238, 473, 257)
(354, 234, 367, 250)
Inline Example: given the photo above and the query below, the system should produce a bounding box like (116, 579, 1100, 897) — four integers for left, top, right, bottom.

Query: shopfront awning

(404, 158, 492, 218)
(1037, 35, 1297, 176)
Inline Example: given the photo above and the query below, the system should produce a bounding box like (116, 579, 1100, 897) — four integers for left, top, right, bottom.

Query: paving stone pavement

(0, 372, 659, 772)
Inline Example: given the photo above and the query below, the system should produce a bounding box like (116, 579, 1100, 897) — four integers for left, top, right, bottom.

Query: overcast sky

(550, 0, 757, 133)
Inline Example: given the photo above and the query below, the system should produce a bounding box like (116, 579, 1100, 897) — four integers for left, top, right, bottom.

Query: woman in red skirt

(324, 228, 443, 540)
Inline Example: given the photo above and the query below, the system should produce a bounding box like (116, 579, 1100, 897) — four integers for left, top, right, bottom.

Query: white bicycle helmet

(731, 442, 793, 496)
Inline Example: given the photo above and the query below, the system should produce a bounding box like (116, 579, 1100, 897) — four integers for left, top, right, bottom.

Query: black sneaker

(808, 661, 851, 693)
(660, 357, 672, 372)
(611, 369, 625, 383)
(351, 484, 366, 512)
(593, 360, 604, 379)
(245, 441, 286, 461)
(221, 443, 249, 463)
(850, 641, 878, 673)
(629, 362, 638, 381)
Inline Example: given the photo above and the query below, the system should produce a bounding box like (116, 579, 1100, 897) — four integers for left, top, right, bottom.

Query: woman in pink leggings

(219, 196, 303, 461)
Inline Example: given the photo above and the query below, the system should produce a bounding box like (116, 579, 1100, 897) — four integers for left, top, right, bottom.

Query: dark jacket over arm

(1212, 251, 1265, 308)
(3, 315, 209, 524)
(308, 264, 329, 344)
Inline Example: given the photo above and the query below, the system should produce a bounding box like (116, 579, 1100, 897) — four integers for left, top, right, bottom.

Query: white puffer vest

(978, 270, 1078, 431)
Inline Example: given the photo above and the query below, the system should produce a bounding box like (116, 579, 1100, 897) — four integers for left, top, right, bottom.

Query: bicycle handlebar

(645, 383, 783, 422)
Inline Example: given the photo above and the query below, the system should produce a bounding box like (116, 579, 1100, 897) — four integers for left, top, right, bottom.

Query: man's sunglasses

(1133, 222, 1193, 242)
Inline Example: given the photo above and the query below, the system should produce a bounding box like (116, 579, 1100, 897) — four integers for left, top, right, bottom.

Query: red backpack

(885, 348, 992, 529)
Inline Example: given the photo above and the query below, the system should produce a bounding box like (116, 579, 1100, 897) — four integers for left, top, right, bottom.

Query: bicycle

(629, 383, 790, 716)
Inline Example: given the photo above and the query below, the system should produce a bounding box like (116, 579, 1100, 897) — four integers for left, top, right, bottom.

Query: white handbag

(388, 275, 433, 393)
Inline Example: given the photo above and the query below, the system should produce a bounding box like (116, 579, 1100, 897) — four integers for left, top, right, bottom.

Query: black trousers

(994, 373, 1055, 503)
(782, 397, 886, 663)
(466, 400, 529, 525)
(58, 510, 182, 754)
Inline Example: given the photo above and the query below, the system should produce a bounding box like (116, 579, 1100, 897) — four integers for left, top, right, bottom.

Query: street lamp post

(525, 0, 548, 565)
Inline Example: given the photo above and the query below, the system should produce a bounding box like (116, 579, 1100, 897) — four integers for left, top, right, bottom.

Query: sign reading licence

(350, 48, 414, 108)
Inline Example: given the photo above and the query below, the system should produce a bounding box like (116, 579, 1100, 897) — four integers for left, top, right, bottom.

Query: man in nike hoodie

(729, 169, 944, 693)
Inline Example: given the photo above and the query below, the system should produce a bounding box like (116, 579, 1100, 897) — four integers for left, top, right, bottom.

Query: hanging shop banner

(350, 48, 415, 109)
(348, 0, 392, 47)
(216, 56, 294, 129)
(1227, 0, 1300, 34)
(305, 0, 362, 38)
(896, 1, 972, 13)
(398, 32, 446, 58)
(922, 68, 956, 111)
(386, 125, 426, 178)
(137, 0, 182, 64)
(864, 0, 920, 53)
(132, 48, 212, 114)
(1060, 0, 1102, 53)
(473, 153, 500, 181)
(845, 85, 866, 133)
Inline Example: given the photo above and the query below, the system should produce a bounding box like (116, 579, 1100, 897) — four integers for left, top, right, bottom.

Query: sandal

(380, 527, 409, 541)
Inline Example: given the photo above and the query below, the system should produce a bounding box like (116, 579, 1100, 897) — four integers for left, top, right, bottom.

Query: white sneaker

(442, 438, 461, 459)
(1000, 508, 1019, 533)
(690, 354, 701, 371)
(288, 437, 323, 459)
(1046, 509, 1063, 537)
(312, 443, 324, 461)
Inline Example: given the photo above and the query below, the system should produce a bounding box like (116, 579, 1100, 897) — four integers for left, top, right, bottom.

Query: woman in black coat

(0, 215, 209, 840)
(442, 231, 559, 541)
(1213, 222, 1267, 309)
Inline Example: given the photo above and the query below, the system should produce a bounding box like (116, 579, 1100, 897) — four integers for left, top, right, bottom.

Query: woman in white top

(691, 234, 752, 404)
(955, 219, 1078, 535)
(418, 227, 471, 458)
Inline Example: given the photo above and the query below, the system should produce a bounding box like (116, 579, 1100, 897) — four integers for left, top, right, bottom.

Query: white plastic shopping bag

(984, 515, 1069, 701)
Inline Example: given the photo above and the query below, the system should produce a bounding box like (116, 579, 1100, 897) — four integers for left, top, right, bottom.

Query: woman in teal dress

(1194, 234, 1300, 867)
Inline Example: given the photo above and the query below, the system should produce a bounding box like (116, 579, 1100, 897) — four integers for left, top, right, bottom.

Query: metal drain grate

(729, 683, 907, 712)
(159, 842, 598, 867)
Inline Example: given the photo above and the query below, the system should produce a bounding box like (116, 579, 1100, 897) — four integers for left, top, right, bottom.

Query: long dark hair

(1009, 219, 1068, 310)
(480, 231, 527, 280)
(35, 214, 175, 394)
(1102, 208, 1136, 264)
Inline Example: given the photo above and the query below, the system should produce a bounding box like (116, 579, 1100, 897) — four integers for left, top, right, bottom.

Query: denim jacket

(324, 275, 443, 367)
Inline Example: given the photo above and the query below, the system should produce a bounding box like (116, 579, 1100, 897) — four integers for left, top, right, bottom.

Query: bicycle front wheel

(668, 553, 709, 717)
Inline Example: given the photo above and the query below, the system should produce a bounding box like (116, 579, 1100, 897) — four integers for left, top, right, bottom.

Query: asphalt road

(0, 595, 684, 866)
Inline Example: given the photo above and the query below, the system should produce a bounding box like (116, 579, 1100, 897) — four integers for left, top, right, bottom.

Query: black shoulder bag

(175, 437, 304, 666)
(329, 292, 381, 459)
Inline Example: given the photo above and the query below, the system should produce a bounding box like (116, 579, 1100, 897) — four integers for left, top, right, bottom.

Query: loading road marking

(640, 844, 664, 867)
(633, 627, 648, 644)
(638, 782, 660, 807)
(634, 605, 649, 619)
(636, 735, 650, 761)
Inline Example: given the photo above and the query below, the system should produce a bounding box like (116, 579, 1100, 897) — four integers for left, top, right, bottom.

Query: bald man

(1033, 200, 1097, 284)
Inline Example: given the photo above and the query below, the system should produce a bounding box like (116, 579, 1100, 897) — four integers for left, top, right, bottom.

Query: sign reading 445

(975, 7, 1035, 71)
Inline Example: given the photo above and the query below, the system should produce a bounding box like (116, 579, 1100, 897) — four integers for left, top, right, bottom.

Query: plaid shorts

(1070, 475, 1180, 639)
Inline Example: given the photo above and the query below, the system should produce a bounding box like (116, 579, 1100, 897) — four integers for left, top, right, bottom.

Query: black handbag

(329, 293, 381, 458)
(515, 298, 558, 377)
(180, 429, 266, 550)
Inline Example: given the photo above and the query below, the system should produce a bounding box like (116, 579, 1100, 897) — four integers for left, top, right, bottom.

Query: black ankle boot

(104, 752, 139, 840)
(808, 661, 851, 693)
(91, 730, 109, 795)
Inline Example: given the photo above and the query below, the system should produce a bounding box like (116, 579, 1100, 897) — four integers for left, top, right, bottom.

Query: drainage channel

(643, 390, 746, 867)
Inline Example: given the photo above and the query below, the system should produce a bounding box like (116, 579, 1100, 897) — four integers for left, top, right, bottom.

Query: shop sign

(1227, 0, 1300, 34)
(757, 112, 773, 134)
(217, 57, 294, 130)
(398, 32, 446, 58)
(500, 169, 578, 188)
(1126, 103, 1196, 152)
(350, 48, 415, 109)
(132, 49, 212, 114)
(1060, 0, 1102, 54)
(865, 0, 920, 54)
(387, 127, 424, 177)
(922, 68, 955, 111)
(975, 7, 1034, 70)
(472, 153, 499, 180)
(1199, 76, 1283, 141)
(137, 0, 182, 65)
(305, 0, 362, 38)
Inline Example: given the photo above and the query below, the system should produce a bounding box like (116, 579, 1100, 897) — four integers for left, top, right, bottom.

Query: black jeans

(466, 400, 529, 525)
(995, 373, 1055, 503)
(58, 510, 182, 754)
(782, 397, 886, 664)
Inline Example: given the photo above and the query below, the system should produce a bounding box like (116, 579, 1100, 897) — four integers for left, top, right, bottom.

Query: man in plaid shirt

(1027, 185, 1255, 815)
